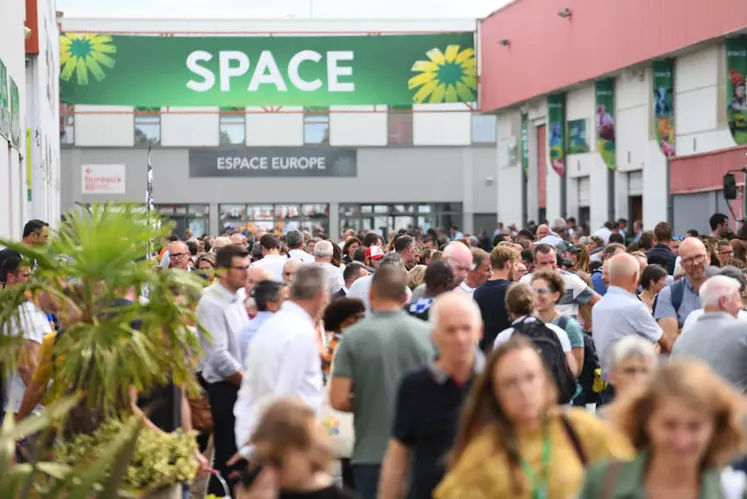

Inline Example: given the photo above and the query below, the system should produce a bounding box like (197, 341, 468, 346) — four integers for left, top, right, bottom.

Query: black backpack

(555, 316, 601, 405)
(513, 317, 576, 404)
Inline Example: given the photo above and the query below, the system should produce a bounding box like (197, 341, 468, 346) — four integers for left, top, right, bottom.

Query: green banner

(727, 37, 747, 146)
(652, 60, 675, 157)
(595, 79, 616, 170)
(521, 112, 529, 177)
(60, 32, 476, 107)
(9, 78, 20, 149)
(547, 93, 565, 176)
(567, 118, 588, 154)
(0, 59, 9, 142)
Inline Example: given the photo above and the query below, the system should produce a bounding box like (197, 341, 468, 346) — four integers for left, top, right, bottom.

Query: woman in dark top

(236, 398, 359, 499)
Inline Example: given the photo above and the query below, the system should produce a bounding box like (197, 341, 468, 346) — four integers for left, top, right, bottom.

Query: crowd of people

(4, 211, 747, 498)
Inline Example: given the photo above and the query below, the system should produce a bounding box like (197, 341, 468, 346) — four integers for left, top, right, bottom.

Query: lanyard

(519, 417, 552, 499)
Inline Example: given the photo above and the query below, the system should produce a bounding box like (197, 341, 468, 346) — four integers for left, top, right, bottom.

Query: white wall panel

(616, 105, 648, 172)
(329, 106, 387, 146)
(643, 140, 668, 228)
(546, 167, 561, 221)
(676, 45, 720, 92)
(161, 107, 219, 147)
(245, 107, 303, 146)
(676, 86, 719, 135)
(413, 104, 471, 146)
(589, 156, 609, 231)
(496, 109, 524, 226)
(75, 106, 134, 147)
(675, 128, 734, 156)
(566, 175, 579, 221)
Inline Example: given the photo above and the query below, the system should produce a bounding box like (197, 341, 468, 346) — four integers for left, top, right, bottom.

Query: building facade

(0, 0, 29, 240)
(59, 18, 498, 240)
(481, 0, 747, 235)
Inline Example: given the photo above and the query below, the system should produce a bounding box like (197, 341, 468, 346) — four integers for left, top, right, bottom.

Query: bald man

(282, 258, 303, 286)
(536, 224, 550, 241)
(380, 292, 483, 499)
(654, 237, 709, 351)
(167, 241, 191, 271)
(592, 253, 662, 395)
(411, 242, 472, 301)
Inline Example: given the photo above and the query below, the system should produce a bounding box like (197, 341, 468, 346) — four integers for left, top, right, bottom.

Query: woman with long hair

(434, 337, 633, 499)
(580, 361, 747, 498)
(572, 243, 591, 274)
(342, 237, 362, 265)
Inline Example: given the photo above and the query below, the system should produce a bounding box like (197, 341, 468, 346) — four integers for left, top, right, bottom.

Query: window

(339, 203, 463, 240)
(219, 107, 246, 145)
(471, 114, 497, 143)
(134, 107, 161, 146)
(156, 204, 210, 237)
(60, 103, 75, 145)
(217, 204, 330, 236)
(388, 105, 413, 145)
(304, 107, 329, 144)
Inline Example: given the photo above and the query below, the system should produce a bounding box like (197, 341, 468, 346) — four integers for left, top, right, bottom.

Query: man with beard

(473, 245, 519, 352)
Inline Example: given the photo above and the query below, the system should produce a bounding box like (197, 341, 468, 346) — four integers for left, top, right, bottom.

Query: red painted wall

(670, 145, 747, 194)
(480, 0, 747, 112)
(25, 0, 39, 55)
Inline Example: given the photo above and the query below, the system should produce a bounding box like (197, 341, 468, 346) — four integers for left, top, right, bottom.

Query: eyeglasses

(680, 254, 707, 266)
(534, 288, 554, 295)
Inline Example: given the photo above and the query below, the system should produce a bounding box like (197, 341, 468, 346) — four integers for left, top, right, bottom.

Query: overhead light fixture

(558, 8, 572, 18)
(499, 39, 511, 46)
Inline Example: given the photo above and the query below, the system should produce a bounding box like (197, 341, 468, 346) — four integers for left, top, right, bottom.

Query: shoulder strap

(671, 278, 686, 314)
(601, 461, 622, 499)
(559, 413, 587, 466)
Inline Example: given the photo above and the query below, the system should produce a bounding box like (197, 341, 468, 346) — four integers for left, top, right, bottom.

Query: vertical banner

(0, 59, 9, 142)
(9, 78, 20, 148)
(652, 60, 676, 157)
(595, 79, 616, 170)
(726, 37, 747, 146)
(521, 112, 529, 177)
(547, 94, 566, 176)
(25, 128, 32, 202)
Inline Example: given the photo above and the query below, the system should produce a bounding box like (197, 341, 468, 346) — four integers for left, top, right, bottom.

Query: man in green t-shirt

(330, 265, 434, 499)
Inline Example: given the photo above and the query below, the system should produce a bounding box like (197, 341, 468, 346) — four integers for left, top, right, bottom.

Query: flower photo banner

(726, 37, 747, 146)
(547, 93, 566, 176)
(0, 59, 9, 142)
(595, 79, 616, 170)
(652, 60, 675, 157)
(521, 112, 529, 177)
(567, 119, 588, 154)
(60, 32, 476, 107)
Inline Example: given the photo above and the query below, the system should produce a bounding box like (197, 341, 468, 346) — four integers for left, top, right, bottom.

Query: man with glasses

(654, 237, 708, 353)
(519, 244, 600, 318)
(196, 245, 251, 494)
(717, 239, 735, 264)
(166, 241, 192, 272)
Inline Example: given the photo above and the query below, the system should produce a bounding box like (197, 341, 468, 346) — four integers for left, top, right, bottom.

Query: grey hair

(290, 265, 326, 300)
(286, 230, 304, 249)
(380, 251, 406, 272)
(699, 275, 741, 307)
(468, 235, 480, 248)
(607, 335, 658, 373)
(314, 240, 334, 259)
(551, 217, 566, 233)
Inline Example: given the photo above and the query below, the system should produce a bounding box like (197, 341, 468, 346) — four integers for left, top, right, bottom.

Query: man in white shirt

(286, 230, 315, 264)
(314, 240, 343, 295)
(234, 265, 329, 452)
(196, 245, 251, 495)
(536, 218, 565, 247)
(458, 248, 491, 297)
(2, 257, 50, 418)
(348, 253, 413, 315)
(249, 234, 287, 282)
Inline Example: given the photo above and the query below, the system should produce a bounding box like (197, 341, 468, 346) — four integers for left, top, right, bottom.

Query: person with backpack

(493, 282, 578, 404)
(434, 336, 634, 499)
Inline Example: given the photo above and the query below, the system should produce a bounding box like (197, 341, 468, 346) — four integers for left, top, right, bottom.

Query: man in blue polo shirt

(379, 292, 484, 499)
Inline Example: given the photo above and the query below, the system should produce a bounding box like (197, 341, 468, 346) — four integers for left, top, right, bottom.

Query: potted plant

(0, 204, 206, 489)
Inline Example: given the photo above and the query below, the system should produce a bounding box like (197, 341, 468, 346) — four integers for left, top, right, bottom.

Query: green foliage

(0, 203, 206, 413)
(0, 397, 143, 498)
(57, 419, 198, 492)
